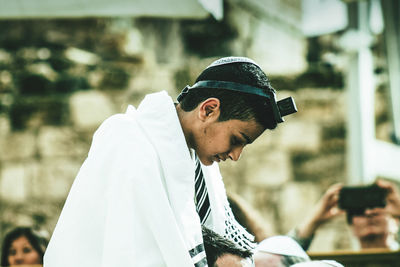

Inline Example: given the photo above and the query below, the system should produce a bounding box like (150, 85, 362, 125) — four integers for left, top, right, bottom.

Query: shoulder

(94, 113, 141, 140)
(89, 113, 155, 157)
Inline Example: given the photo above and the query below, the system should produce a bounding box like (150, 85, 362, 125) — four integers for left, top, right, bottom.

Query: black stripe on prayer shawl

(189, 243, 208, 267)
(194, 257, 208, 267)
(198, 196, 210, 223)
(189, 243, 205, 258)
(194, 155, 211, 224)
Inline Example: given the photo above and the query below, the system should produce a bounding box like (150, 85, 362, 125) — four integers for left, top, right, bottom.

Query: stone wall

(0, 0, 391, 252)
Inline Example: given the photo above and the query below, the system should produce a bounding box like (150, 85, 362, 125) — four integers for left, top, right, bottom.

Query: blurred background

(0, 0, 399, 252)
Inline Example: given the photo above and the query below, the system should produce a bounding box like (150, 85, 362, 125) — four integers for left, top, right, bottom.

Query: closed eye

(9, 249, 17, 256)
(231, 136, 244, 146)
(23, 247, 32, 253)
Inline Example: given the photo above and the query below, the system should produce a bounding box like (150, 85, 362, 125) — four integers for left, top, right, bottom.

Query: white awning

(0, 0, 223, 19)
(301, 0, 348, 37)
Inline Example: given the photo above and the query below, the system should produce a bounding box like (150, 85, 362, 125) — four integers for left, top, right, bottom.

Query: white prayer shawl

(202, 161, 256, 250)
(44, 90, 255, 267)
(44, 91, 205, 267)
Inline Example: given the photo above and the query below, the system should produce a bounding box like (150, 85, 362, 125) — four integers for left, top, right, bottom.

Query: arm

(291, 183, 344, 250)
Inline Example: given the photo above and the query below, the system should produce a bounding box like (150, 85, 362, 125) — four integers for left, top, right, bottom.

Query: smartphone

(338, 184, 387, 211)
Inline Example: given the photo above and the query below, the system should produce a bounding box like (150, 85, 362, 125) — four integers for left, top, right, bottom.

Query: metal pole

(345, 0, 376, 184)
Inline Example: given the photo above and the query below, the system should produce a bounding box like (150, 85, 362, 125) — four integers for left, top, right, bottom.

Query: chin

(199, 157, 213, 166)
(203, 160, 214, 166)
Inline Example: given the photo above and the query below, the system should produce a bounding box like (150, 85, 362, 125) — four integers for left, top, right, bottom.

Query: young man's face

(194, 118, 264, 166)
(188, 97, 265, 166)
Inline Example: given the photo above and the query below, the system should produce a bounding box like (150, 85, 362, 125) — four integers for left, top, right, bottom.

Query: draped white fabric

(44, 90, 254, 266)
(44, 91, 204, 267)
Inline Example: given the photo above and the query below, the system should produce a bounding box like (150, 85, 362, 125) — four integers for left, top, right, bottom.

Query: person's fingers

(326, 183, 343, 194)
(330, 207, 345, 217)
(313, 183, 345, 222)
(376, 179, 396, 193)
(365, 207, 385, 215)
(322, 183, 343, 204)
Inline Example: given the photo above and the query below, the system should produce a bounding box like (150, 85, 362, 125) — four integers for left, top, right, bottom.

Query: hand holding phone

(338, 184, 387, 214)
(374, 179, 400, 218)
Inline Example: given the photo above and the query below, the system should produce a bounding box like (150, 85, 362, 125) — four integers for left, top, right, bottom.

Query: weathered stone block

(278, 182, 321, 233)
(123, 28, 144, 56)
(69, 91, 116, 130)
(0, 162, 38, 202)
(220, 142, 291, 190)
(246, 150, 292, 187)
(309, 216, 354, 252)
(278, 120, 322, 152)
(251, 24, 307, 75)
(0, 70, 13, 89)
(0, 49, 12, 65)
(64, 47, 101, 66)
(0, 131, 36, 160)
(32, 158, 81, 200)
(293, 152, 345, 184)
(128, 67, 175, 95)
(0, 115, 10, 137)
(242, 187, 279, 238)
(99, 65, 130, 90)
(291, 88, 345, 124)
(37, 126, 89, 158)
(26, 63, 58, 82)
(9, 98, 68, 130)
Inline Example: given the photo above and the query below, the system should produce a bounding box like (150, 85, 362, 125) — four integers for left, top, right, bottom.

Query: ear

(198, 98, 220, 121)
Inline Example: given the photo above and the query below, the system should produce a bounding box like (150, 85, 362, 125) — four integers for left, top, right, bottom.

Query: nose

(228, 146, 243, 161)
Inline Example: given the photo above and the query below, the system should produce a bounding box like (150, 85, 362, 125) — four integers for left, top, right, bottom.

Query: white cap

(206, 56, 261, 69)
(291, 260, 344, 267)
(256, 235, 310, 260)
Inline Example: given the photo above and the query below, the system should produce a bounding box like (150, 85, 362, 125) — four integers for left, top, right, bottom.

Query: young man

(44, 57, 297, 267)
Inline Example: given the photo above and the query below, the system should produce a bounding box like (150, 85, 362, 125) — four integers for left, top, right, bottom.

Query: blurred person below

(202, 226, 253, 267)
(1, 227, 48, 267)
(254, 235, 343, 267)
(349, 207, 399, 250)
(290, 179, 400, 251)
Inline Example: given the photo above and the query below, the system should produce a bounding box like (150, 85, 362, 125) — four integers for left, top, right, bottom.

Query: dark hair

(179, 61, 278, 130)
(1, 227, 48, 266)
(346, 209, 367, 225)
(202, 226, 253, 267)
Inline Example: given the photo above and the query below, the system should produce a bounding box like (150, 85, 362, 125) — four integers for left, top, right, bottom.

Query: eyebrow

(240, 132, 252, 144)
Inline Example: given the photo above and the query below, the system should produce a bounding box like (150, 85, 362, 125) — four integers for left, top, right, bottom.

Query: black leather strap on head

(177, 80, 297, 124)
(177, 80, 272, 100)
